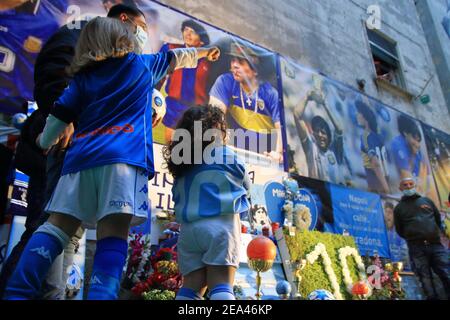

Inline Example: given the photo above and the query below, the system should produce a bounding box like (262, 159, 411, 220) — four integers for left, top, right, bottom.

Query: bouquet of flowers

(122, 232, 152, 290)
(131, 246, 182, 299)
(367, 254, 406, 300)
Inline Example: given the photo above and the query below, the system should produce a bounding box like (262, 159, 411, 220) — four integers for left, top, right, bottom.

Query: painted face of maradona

(405, 132, 421, 155)
(182, 26, 203, 47)
(313, 128, 330, 152)
(230, 58, 257, 83)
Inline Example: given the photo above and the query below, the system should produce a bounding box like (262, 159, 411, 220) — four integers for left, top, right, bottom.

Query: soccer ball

(152, 89, 166, 124)
(307, 289, 336, 300)
(66, 263, 83, 299)
(276, 280, 292, 295)
(12, 113, 27, 129)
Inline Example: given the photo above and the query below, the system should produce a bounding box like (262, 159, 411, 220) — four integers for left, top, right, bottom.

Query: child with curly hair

(164, 105, 250, 300)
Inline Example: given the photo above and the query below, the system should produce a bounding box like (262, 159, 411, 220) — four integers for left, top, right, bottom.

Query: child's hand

(206, 47, 220, 62)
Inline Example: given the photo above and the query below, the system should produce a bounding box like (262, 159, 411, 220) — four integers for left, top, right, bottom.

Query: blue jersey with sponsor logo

(172, 145, 250, 223)
(209, 73, 280, 154)
(52, 52, 173, 177)
(390, 135, 425, 178)
(0, 0, 67, 113)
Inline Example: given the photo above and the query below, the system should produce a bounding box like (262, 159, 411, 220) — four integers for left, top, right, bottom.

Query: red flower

(352, 282, 369, 295)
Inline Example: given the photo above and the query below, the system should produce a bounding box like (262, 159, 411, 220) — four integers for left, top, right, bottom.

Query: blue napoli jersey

(361, 131, 386, 190)
(52, 52, 173, 177)
(209, 73, 280, 153)
(390, 135, 424, 177)
(0, 0, 67, 108)
(172, 145, 250, 223)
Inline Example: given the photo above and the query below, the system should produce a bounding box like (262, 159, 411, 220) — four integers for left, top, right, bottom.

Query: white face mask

(134, 25, 148, 50)
(126, 16, 148, 50)
(402, 188, 417, 197)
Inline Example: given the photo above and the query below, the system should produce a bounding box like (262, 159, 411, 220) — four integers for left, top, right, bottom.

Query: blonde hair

(68, 17, 139, 75)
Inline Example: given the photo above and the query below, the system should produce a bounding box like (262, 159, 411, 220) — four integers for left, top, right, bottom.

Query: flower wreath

(305, 243, 344, 300)
(338, 246, 371, 297)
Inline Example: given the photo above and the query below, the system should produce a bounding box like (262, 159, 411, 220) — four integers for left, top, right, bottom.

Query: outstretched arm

(168, 47, 220, 72)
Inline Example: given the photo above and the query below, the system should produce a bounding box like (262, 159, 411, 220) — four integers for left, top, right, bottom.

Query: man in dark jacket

(394, 177, 450, 300)
(0, 3, 148, 299)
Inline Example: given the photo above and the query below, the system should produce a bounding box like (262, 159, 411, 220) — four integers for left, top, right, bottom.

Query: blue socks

(175, 287, 204, 300)
(87, 237, 127, 300)
(209, 283, 235, 300)
(4, 232, 64, 300)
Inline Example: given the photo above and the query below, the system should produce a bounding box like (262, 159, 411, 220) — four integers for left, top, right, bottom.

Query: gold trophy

(247, 236, 277, 300)
(248, 258, 275, 299)
(392, 262, 404, 289)
(293, 259, 307, 299)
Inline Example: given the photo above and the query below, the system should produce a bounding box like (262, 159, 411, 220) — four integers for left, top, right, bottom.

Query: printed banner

(328, 184, 390, 258)
(281, 57, 440, 207)
(381, 197, 410, 269)
(0, 0, 68, 114)
(421, 123, 450, 212)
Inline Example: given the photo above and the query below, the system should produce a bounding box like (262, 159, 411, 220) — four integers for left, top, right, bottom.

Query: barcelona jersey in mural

(159, 43, 211, 128)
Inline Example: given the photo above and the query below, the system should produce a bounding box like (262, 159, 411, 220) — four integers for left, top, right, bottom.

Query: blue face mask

(402, 188, 417, 197)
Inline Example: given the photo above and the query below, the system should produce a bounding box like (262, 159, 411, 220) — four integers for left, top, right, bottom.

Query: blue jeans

(408, 241, 450, 300)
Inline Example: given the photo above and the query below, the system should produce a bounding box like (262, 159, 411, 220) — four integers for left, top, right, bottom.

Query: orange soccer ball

(247, 236, 277, 261)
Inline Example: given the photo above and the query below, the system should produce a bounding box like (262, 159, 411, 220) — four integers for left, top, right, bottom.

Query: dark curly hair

(355, 100, 378, 133)
(163, 105, 227, 178)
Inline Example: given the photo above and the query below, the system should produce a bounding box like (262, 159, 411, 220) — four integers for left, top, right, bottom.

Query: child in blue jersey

(4, 17, 220, 300)
(163, 106, 250, 300)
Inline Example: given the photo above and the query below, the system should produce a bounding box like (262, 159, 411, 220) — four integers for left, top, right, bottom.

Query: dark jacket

(14, 21, 87, 177)
(394, 194, 443, 244)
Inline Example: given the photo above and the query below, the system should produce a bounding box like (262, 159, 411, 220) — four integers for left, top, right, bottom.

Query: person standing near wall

(394, 177, 450, 300)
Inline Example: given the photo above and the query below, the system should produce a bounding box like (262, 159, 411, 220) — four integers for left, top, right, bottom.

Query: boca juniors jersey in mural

(172, 145, 250, 223)
(209, 73, 280, 154)
(51, 52, 173, 178)
(0, 0, 67, 113)
(159, 43, 211, 129)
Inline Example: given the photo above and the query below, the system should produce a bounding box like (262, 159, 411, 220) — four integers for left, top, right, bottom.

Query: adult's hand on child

(35, 133, 51, 155)
(54, 123, 74, 154)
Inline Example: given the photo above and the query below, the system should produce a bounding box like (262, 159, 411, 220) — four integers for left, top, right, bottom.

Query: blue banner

(327, 184, 390, 258)
(263, 181, 286, 224)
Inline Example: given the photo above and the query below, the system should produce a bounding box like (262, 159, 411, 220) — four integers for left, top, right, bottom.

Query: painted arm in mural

(0, 0, 28, 10)
(317, 93, 343, 136)
(293, 90, 316, 142)
(370, 154, 390, 194)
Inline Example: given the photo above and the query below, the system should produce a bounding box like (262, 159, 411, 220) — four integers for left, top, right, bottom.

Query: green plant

(142, 289, 176, 300)
(444, 217, 450, 239)
(284, 229, 362, 300)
